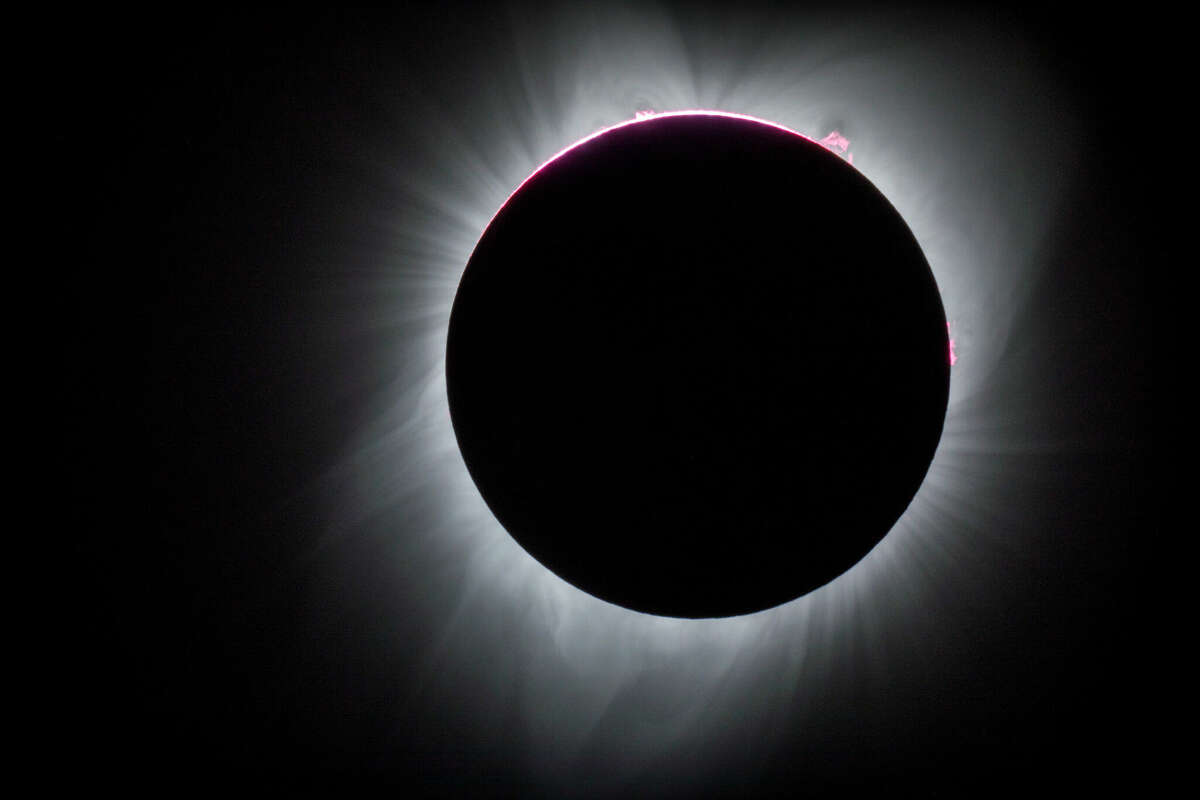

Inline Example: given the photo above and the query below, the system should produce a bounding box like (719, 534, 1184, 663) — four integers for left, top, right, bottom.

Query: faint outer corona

(446, 112, 950, 618)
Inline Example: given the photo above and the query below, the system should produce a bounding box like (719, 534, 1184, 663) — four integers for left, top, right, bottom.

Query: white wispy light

(330, 5, 1081, 794)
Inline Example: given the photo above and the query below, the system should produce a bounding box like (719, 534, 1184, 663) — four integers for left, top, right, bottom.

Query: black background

(60, 3, 1157, 794)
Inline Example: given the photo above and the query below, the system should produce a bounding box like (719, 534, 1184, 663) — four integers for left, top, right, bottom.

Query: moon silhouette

(447, 113, 950, 617)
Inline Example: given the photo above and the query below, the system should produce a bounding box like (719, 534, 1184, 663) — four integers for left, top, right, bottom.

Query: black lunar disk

(446, 113, 950, 618)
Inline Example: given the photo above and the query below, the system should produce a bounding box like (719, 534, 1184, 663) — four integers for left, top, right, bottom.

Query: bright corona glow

(335, 10, 1082, 792)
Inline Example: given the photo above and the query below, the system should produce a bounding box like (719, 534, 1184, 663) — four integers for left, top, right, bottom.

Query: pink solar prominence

(817, 130, 854, 164)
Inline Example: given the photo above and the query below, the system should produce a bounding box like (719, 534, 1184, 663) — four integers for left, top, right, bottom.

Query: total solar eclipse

(447, 112, 950, 618)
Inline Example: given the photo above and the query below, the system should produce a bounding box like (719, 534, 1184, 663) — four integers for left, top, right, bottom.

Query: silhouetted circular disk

(446, 114, 949, 617)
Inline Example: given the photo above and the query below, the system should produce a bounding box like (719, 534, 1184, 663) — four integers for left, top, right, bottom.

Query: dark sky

(61, 4, 1156, 795)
